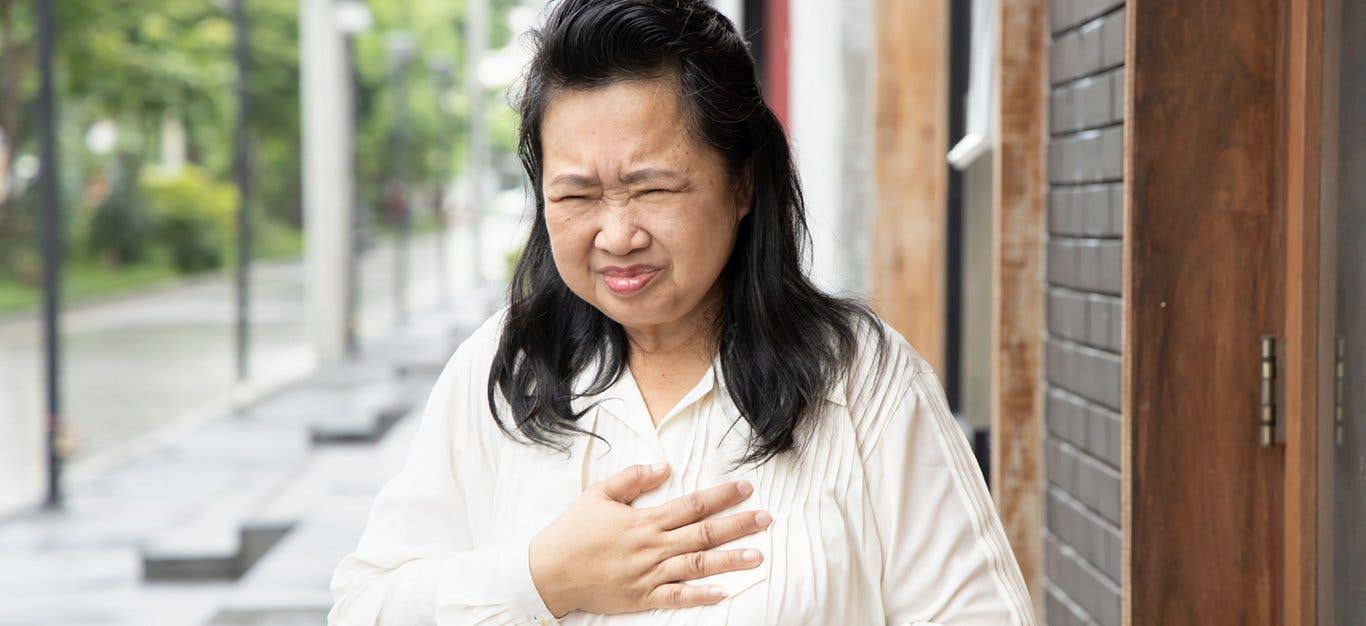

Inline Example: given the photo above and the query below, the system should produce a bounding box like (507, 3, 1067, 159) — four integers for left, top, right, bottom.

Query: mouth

(599, 264, 661, 297)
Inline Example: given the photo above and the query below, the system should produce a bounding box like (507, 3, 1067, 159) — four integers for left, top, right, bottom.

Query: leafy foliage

(139, 164, 236, 273)
(1, 0, 524, 290)
(86, 157, 153, 266)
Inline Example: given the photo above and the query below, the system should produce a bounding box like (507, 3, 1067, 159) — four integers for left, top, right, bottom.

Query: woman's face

(539, 78, 749, 334)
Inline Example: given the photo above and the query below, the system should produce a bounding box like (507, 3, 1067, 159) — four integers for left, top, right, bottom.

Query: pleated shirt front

(328, 310, 1036, 626)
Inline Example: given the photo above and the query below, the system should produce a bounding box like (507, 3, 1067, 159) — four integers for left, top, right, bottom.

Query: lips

(599, 265, 660, 297)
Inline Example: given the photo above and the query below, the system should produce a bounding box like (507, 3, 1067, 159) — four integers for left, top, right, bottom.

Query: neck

(621, 289, 723, 426)
(623, 290, 720, 368)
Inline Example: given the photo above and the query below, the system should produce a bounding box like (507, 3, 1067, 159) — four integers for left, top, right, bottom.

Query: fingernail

(742, 549, 760, 562)
(652, 462, 668, 473)
(736, 481, 753, 496)
(755, 511, 773, 526)
(708, 586, 726, 598)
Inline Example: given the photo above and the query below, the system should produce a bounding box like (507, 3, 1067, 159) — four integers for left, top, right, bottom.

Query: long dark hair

(488, 0, 884, 465)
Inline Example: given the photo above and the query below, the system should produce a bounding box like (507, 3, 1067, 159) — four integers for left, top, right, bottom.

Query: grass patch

(0, 224, 305, 317)
(0, 216, 465, 317)
(0, 258, 182, 317)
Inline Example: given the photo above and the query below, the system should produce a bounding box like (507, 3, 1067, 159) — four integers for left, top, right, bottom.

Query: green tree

(0, 0, 302, 279)
(1, 0, 523, 286)
(352, 0, 522, 226)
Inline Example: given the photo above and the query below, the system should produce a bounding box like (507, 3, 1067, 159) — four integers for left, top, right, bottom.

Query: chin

(595, 302, 665, 329)
(590, 292, 674, 329)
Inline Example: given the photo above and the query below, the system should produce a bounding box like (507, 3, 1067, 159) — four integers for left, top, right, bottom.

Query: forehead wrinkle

(541, 77, 704, 189)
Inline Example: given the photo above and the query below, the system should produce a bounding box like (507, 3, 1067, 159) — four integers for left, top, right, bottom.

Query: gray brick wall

(1045, 1, 1124, 624)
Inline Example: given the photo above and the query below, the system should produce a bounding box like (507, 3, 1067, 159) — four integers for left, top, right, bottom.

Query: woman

(329, 1, 1034, 624)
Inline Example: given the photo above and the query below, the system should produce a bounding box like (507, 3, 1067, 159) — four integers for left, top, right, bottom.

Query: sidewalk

(0, 295, 498, 626)
(0, 232, 457, 516)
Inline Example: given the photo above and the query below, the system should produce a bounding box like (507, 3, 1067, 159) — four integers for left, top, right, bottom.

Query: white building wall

(787, 0, 875, 297)
(709, 0, 744, 28)
(300, 0, 353, 364)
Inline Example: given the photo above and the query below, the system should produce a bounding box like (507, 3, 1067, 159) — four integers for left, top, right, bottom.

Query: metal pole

(388, 38, 412, 324)
(431, 59, 453, 308)
(231, 0, 252, 383)
(433, 181, 448, 307)
(344, 35, 361, 357)
(398, 61, 409, 325)
(465, 0, 487, 288)
(35, 0, 63, 509)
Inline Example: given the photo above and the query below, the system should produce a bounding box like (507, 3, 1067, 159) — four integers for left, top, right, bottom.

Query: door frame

(1281, 0, 1326, 622)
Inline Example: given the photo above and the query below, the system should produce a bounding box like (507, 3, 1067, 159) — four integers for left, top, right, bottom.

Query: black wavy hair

(488, 0, 884, 465)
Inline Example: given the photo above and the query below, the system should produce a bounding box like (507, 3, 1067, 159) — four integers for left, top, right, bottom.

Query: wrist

(528, 532, 573, 618)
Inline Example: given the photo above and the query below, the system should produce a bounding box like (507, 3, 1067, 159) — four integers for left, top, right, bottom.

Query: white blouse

(329, 310, 1036, 625)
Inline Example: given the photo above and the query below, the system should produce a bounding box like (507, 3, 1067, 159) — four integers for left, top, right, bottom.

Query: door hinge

(1259, 335, 1276, 447)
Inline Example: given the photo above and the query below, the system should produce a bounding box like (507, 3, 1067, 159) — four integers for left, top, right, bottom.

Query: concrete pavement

(0, 232, 458, 516)
(0, 301, 493, 626)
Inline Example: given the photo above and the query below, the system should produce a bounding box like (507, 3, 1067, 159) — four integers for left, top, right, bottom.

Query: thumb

(593, 463, 670, 504)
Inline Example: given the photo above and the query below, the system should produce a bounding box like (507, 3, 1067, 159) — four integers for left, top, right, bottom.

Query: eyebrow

(619, 167, 685, 185)
(546, 167, 686, 189)
(547, 173, 599, 188)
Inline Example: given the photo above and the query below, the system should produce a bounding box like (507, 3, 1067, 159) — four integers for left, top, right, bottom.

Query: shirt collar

(568, 349, 848, 427)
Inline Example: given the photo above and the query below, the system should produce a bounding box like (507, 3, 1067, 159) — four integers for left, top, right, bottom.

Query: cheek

(661, 205, 738, 284)
(545, 213, 595, 283)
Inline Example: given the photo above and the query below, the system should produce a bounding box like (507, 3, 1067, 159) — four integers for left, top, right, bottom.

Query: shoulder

(438, 306, 510, 382)
(838, 314, 936, 410)
(834, 314, 938, 455)
(425, 307, 511, 433)
(461, 306, 512, 361)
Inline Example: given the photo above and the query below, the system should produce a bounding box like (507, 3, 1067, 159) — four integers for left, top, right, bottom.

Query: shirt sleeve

(327, 336, 560, 626)
(864, 370, 1037, 626)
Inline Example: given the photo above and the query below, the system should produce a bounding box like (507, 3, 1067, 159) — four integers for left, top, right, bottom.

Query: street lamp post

(386, 32, 415, 325)
(230, 0, 252, 384)
(465, 0, 488, 289)
(430, 56, 454, 308)
(35, 0, 64, 509)
(335, 0, 372, 357)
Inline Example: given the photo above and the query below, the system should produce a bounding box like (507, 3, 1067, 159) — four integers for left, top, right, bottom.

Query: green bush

(86, 171, 153, 266)
(253, 216, 304, 259)
(139, 165, 237, 274)
(0, 189, 42, 285)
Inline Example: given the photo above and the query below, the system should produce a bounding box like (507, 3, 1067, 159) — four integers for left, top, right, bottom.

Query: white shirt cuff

(495, 536, 560, 626)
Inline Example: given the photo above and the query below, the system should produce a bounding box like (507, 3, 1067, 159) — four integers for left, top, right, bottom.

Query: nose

(594, 209, 651, 256)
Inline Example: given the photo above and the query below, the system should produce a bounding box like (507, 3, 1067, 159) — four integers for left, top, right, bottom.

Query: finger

(643, 583, 728, 610)
(655, 548, 763, 583)
(592, 463, 670, 504)
(651, 480, 754, 529)
(668, 509, 773, 553)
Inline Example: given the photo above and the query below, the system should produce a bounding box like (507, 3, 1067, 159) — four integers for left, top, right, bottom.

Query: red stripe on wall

(764, 0, 790, 127)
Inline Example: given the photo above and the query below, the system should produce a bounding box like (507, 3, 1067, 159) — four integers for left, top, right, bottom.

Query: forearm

(329, 539, 558, 626)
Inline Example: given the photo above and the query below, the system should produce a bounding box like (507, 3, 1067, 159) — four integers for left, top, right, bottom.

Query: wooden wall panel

(992, 0, 1047, 617)
(872, 0, 949, 373)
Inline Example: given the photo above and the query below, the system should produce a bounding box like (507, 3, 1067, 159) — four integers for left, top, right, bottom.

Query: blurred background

(0, 0, 1361, 624)
(0, 0, 537, 509)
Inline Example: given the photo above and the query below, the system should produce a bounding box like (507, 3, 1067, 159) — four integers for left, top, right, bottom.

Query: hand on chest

(493, 397, 875, 622)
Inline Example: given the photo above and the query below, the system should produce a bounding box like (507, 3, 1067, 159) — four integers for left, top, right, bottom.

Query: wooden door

(1126, 0, 1285, 623)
